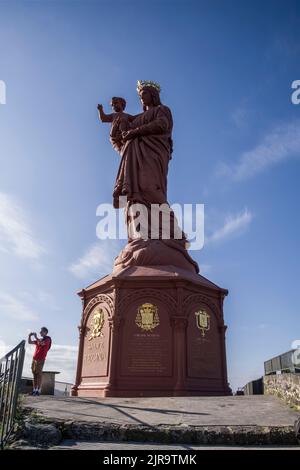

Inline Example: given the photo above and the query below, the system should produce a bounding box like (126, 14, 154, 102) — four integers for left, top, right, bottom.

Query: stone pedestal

(41, 371, 60, 395)
(71, 265, 231, 397)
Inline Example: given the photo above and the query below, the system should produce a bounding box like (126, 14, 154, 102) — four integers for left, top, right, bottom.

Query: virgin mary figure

(109, 80, 199, 274)
(112, 80, 173, 209)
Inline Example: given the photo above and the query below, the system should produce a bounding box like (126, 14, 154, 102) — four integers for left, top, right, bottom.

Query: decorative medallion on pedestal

(195, 309, 210, 337)
(135, 303, 160, 332)
(89, 307, 105, 340)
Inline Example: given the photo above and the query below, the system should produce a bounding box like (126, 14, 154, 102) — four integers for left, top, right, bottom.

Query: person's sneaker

(35, 390, 40, 396)
(32, 390, 37, 396)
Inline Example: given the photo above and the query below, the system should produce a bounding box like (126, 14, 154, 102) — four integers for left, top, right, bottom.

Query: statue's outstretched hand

(97, 104, 103, 111)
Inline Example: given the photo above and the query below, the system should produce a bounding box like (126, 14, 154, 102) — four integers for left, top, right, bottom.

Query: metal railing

(0, 340, 25, 449)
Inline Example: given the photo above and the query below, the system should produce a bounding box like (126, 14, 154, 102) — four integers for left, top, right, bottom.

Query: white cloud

(0, 292, 38, 321)
(206, 208, 253, 245)
(69, 240, 121, 279)
(24, 344, 78, 384)
(19, 290, 61, 312)
(0, 192, 45, 259)
(218, 120, 300, 181)
(0, 339, 8, 358)
(199, 264, 212, 276)
(231, 105, 249, 129)
(36, 290, 61, 311)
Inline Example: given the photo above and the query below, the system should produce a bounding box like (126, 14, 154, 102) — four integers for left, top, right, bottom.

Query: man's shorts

(31, 359, 45, 375)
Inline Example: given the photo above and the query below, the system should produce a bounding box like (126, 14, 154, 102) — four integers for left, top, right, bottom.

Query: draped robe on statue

(110, 104, 199, 274)
(112, 105, 172, 207)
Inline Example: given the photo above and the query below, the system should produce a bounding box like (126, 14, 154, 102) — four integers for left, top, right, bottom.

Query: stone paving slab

(23, 395, 299, 427)
(18, 395, 300, 446)
(53, 440, 300, 450)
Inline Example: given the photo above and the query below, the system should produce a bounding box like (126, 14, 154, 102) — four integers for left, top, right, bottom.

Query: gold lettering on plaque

(135, 303, 159, 332)
(195, 309, 210, 337)
(89, 307, 105, 340)
(84, 342, 106, 362)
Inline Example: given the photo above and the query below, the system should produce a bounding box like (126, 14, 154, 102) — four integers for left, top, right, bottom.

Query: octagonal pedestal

(71, 265, 231, 397)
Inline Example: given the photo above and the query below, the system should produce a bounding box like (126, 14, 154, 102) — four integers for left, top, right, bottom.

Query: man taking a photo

(28, 327, 52, 396)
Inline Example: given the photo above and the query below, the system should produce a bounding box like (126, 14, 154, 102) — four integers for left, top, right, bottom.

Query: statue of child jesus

(97, 97, 135, 153)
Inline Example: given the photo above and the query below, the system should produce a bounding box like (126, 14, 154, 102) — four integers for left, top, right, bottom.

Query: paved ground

(18, 395, 300, 447)
(53, 440, 300, 450)
(23, 395, 299, 427)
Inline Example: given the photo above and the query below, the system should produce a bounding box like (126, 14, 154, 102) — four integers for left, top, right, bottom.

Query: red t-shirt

(33, 336, 52, 361)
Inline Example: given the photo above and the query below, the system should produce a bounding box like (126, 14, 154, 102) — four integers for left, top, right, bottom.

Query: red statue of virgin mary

(106, 80, 199, 274)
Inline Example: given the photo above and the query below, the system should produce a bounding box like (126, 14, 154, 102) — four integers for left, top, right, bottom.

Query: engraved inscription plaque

(187, 307, 222, 379)
(121, 301, 172, 377)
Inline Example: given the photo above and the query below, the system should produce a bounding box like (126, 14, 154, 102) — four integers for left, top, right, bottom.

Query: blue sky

(0, 0, 299, 389)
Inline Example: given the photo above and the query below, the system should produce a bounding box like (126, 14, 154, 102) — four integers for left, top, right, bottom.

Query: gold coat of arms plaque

(195, 309, 210, 337)
(135, 303, 160, 332)
(89, 307, 105, 340)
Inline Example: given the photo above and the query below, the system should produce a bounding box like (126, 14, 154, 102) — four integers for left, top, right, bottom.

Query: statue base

(71, 265, 231, 397)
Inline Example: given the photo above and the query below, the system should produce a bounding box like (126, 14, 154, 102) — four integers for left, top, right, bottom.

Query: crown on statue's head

(137, 80, 161, 93)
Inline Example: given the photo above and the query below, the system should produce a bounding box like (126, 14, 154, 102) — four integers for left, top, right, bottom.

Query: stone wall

(264, 374, 300, 410)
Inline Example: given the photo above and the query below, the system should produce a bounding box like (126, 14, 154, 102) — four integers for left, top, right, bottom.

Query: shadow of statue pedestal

(71, 263, 231, 397)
